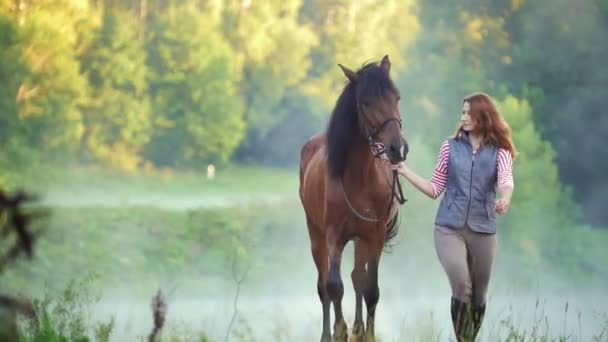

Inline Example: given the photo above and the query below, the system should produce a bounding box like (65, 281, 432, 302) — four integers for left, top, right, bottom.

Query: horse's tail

(384, 212, 400, 252)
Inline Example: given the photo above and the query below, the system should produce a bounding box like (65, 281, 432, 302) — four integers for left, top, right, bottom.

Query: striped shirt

(430, 140, 514, 199)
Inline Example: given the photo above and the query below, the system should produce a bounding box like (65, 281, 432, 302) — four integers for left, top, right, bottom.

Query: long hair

(455, 92, 518, 158)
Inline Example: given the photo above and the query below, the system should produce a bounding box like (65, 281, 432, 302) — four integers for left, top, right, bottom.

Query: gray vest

(434, 133, 498, 233)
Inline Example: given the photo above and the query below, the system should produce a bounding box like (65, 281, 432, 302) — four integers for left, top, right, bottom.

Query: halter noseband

(365, 117, 402, 158)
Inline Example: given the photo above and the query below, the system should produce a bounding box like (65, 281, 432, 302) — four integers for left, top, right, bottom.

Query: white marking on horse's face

(400, 145, 405, 159)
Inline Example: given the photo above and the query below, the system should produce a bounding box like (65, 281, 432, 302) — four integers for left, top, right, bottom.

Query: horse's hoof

(349, 321, 365, 342)
(364, 331, 376, 342)
(333, 320, 349, 342)
(364, 326, 376, 342)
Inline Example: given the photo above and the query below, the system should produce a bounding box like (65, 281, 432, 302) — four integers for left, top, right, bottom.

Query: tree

(0, 14, 29, 187)
(496, 96, 578, 267)
(500, 0, 608, 227)
(221, 0, 319, 164)
(79, 8, 151, 171)
(143, 2, 244, 166)
(7, 0, 92, 158)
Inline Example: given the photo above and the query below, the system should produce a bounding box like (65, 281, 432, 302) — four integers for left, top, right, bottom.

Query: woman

(392, 92, 516, 341)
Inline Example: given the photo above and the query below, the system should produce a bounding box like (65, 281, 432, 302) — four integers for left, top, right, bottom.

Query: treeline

(0, 0, 607, 226)
(0, 0, 417, 173)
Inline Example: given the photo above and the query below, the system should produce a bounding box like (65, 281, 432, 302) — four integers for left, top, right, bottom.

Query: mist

(5, 139, 605, 341)
(1, 1, 608, 341)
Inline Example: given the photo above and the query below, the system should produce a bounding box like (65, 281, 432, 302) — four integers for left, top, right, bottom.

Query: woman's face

(461, 101, 475, 132)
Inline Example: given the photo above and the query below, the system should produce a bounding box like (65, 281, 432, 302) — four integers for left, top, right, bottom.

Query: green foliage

(144, 2, 244, 166)
(18, 275, 107, 342)
(0, 14, 30, 187)
(0, 15, 27, 144)
(10, 1, 90, 156)
(300, 0, 419, 104)
(78, 8, 151, 170)
(224, 0, 320, 164)
(501, 0, 608, 226)
(494, 96, 577, 270)
(1, 200, 301, 297)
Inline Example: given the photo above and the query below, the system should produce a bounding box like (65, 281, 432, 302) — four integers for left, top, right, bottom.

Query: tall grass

(13, 277, 608, 342)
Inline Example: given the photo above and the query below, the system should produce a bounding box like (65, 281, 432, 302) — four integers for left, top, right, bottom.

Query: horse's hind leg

(327, 228, 349, 342)
(350, 239, 367, 342)
(307, 217, 332, 342)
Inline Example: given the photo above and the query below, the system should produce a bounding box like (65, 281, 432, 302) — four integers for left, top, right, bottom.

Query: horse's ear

(380, 55, 391, 74)
(338, 64, 358, 83)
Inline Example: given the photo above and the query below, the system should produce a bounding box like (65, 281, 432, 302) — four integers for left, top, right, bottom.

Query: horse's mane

(326, 62, 398, 179)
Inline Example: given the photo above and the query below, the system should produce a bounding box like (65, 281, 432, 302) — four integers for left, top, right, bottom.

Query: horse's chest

(342, 190, 392, 222)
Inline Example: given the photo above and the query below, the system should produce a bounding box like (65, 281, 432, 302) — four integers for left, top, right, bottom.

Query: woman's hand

(496, 183, 513, 215)
(495, 198, 510, 215)
(386, 161, 407, 177)
(382, 160, 436, 199)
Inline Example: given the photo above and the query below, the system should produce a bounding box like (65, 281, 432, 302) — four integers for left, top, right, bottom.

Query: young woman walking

(392, 92, 516, 341)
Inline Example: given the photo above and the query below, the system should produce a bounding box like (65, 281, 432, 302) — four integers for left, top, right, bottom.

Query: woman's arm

(391, 141, 449, 200)
(496, 149, 514, 215)
(394, 163, 436, 199)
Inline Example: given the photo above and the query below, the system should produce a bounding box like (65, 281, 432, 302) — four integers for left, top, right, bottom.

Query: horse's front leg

(327, 232, 348, 342)
(306, 216, 331, 342)
(364, 236, 384, 342)
(350, 239, 367, 342)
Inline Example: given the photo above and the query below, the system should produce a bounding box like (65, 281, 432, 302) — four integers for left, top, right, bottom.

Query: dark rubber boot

(451, 297, 474, 341)
(471, 303, 486, 340)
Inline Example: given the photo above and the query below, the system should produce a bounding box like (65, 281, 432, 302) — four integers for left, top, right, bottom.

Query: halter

(366, 117, 403, 158)
(340, 114, 407, 223)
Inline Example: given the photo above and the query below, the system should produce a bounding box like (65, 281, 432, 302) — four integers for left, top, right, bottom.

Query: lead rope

(384, 169, 407, 216)
(341, 167, 408, 222)
(340, 177, 381, 222)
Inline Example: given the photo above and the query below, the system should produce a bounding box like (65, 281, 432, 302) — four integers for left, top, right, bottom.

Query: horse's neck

(340, 137, 394, 217)
(343, 138, 383, 185)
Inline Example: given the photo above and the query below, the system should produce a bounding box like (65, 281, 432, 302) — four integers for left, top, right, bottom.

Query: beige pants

(434, 225, 496, 306)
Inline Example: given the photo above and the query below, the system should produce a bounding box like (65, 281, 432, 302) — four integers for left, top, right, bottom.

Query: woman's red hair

(455, 92, 517, 158)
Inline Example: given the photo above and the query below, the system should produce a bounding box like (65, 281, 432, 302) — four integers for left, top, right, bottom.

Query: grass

(10, 276, 608, 342)
(0, 200, 308, 297)
(10, 163, 300, 209)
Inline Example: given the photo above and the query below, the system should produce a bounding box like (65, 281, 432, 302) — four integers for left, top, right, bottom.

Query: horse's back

(300, 132, 325, 164)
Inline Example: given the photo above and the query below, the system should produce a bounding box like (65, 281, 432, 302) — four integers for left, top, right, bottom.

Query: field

(1, 165, 607, 341)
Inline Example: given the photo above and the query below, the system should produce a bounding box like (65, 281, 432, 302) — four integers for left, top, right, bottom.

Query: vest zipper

(464, 145, 482, 224)
(464, 156, 474, 224)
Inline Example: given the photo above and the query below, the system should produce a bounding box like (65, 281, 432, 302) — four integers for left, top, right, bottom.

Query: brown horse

(299, 55, 408, 342)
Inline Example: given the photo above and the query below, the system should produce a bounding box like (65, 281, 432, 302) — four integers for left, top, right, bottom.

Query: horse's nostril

(389, 144, 404, 160)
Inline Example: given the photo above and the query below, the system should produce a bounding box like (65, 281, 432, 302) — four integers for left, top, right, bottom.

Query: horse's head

(338, 55, 408, 164)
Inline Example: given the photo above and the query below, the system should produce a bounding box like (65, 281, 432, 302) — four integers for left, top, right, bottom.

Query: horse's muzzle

(387, 142, 408, 163)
